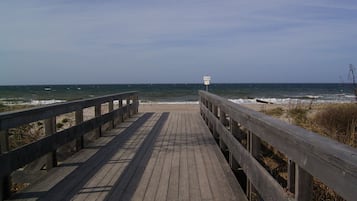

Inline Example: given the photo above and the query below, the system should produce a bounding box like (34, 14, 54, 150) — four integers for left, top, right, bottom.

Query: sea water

(0, 83, 355, 105)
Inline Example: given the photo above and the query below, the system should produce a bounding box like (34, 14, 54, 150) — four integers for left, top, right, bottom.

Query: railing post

(75, 109, 84, 151)
(231, 119, 244, 141)
(108, 101, 114, 128)
(0, 130, 11, 200)
(45, 117, 57, 170)
(119, 100, 124, 122)
(211, 104, 218, 139)
(247, 131, 261, 200)
(228, 120, 239, 170)
(95, 104, 102, 137)
(295, 165, 313, 201)
(126, 98, 131, 118)
(134, 95, 139, 114)
(213, 105, 218, 118)
(288, 160, 296, 193)
(219, 109, 228, 151)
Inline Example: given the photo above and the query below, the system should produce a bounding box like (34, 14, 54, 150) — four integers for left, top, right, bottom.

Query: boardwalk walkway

(9, 110, 246, 201)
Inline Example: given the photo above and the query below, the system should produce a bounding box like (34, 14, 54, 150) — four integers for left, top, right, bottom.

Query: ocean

(0, 83, 355, 105)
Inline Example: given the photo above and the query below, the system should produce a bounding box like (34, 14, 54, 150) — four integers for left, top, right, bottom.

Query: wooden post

(288, 160, 296, 193)
(295, 165, 313, 201)
(126, 98, 131, 118)
(228, 122, 239, 170)
(0, 130, 11, 200)
(231, 119, 244, 141)
(213, 105, 218, 118)
(247, 131, 261, 200)
(119, 100, 124, 122)
(95, 104, 102, 137)
(0, 130, 9, 154)
(134, 95, 139, 114)
(219, 109, 228, 151)
(108, 101, 114, 128)
(45, 117, 57, 170)
(75, 109, 84, 151)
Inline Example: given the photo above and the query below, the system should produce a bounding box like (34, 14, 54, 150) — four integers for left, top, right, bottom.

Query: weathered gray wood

(0, 92, 138, 130)
(0, 130, 9, 153)
(295, 165, 313, 201)
(119, 100, 124, 122)
(126, 98, 131, 118)
(0, 130, 10, 201)
(95, 104, 102, 137)
(108, 101, 114, 128)
(199, 113, 248, 201)
(199, 90, 357, 201)
(75, 110, 84, 151)
(0, 105, 131, 178)
(247, 131, 261, 201)
(201, 105, 290, 201)
(45, 117, 57, 170)
(288, 160, 296, 193)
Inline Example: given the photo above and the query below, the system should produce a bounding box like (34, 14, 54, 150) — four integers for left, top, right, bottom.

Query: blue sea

(0, 83, 355, 105)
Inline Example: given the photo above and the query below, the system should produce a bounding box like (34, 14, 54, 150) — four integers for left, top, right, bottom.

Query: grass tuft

(313, 103, 357, 147)
(261, 107, 284, 117)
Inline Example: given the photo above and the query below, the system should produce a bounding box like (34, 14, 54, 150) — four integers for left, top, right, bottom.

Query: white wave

(140, 101, 199, 105)
(28, 99, 66, 105)
(229, 98, 354, 105)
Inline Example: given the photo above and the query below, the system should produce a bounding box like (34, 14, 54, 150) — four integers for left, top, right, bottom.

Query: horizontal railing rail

(0, 91, 139, 200)
(199, 90, 357, 201)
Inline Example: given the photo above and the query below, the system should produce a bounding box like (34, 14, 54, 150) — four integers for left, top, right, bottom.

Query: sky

(1, 0, 357, 85)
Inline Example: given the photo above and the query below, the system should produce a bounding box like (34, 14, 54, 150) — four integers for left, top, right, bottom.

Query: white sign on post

(203, 76, 211, 85)
(203, 76, 211, 91)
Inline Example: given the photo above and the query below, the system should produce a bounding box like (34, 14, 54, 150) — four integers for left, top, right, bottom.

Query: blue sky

(1, 0, 357, 85)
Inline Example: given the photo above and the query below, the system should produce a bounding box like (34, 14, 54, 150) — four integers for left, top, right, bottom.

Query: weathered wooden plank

(8, 114, 143, 201)
(186, 113, 202, 201)
(0, 105, 132, 178)
(75, 109, 84, 151)
(166, 113, 181, 201)
(0, 92, 138, 130)
(45, 117, 57, 170)
(199, 115, 248, 201)
(191, 116, 213, 201)
(178, 113, 190, 201)
(109, 113, 164, 201)
(295, 165, 313, 201)
(0, 130, 10, 201)
(33, 113, 153, 201)
(130, 114, 170, 201)
(200, 90, 357, 201)
(201, 105, 289, 201)
(72, 114, 159, 201)
(197, 113, 246, 201)
(155, 113, 176, 201)
(135, 114, 171, 201)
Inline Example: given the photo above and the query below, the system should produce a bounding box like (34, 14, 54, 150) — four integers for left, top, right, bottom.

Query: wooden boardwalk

(9, 111, 246, 201)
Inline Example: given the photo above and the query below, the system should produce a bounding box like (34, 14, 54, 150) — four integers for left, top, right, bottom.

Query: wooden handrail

(0, 91, 139, 200)
(0, 91, 138, 130)
(199, 90, 357, 201)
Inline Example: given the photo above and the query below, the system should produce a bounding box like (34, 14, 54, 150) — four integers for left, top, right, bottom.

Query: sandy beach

(139, 103, 200, 112)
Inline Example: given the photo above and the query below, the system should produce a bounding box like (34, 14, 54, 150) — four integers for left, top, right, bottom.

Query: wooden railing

(0, 91, 139, 200)
(199, 90, 357, 201)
